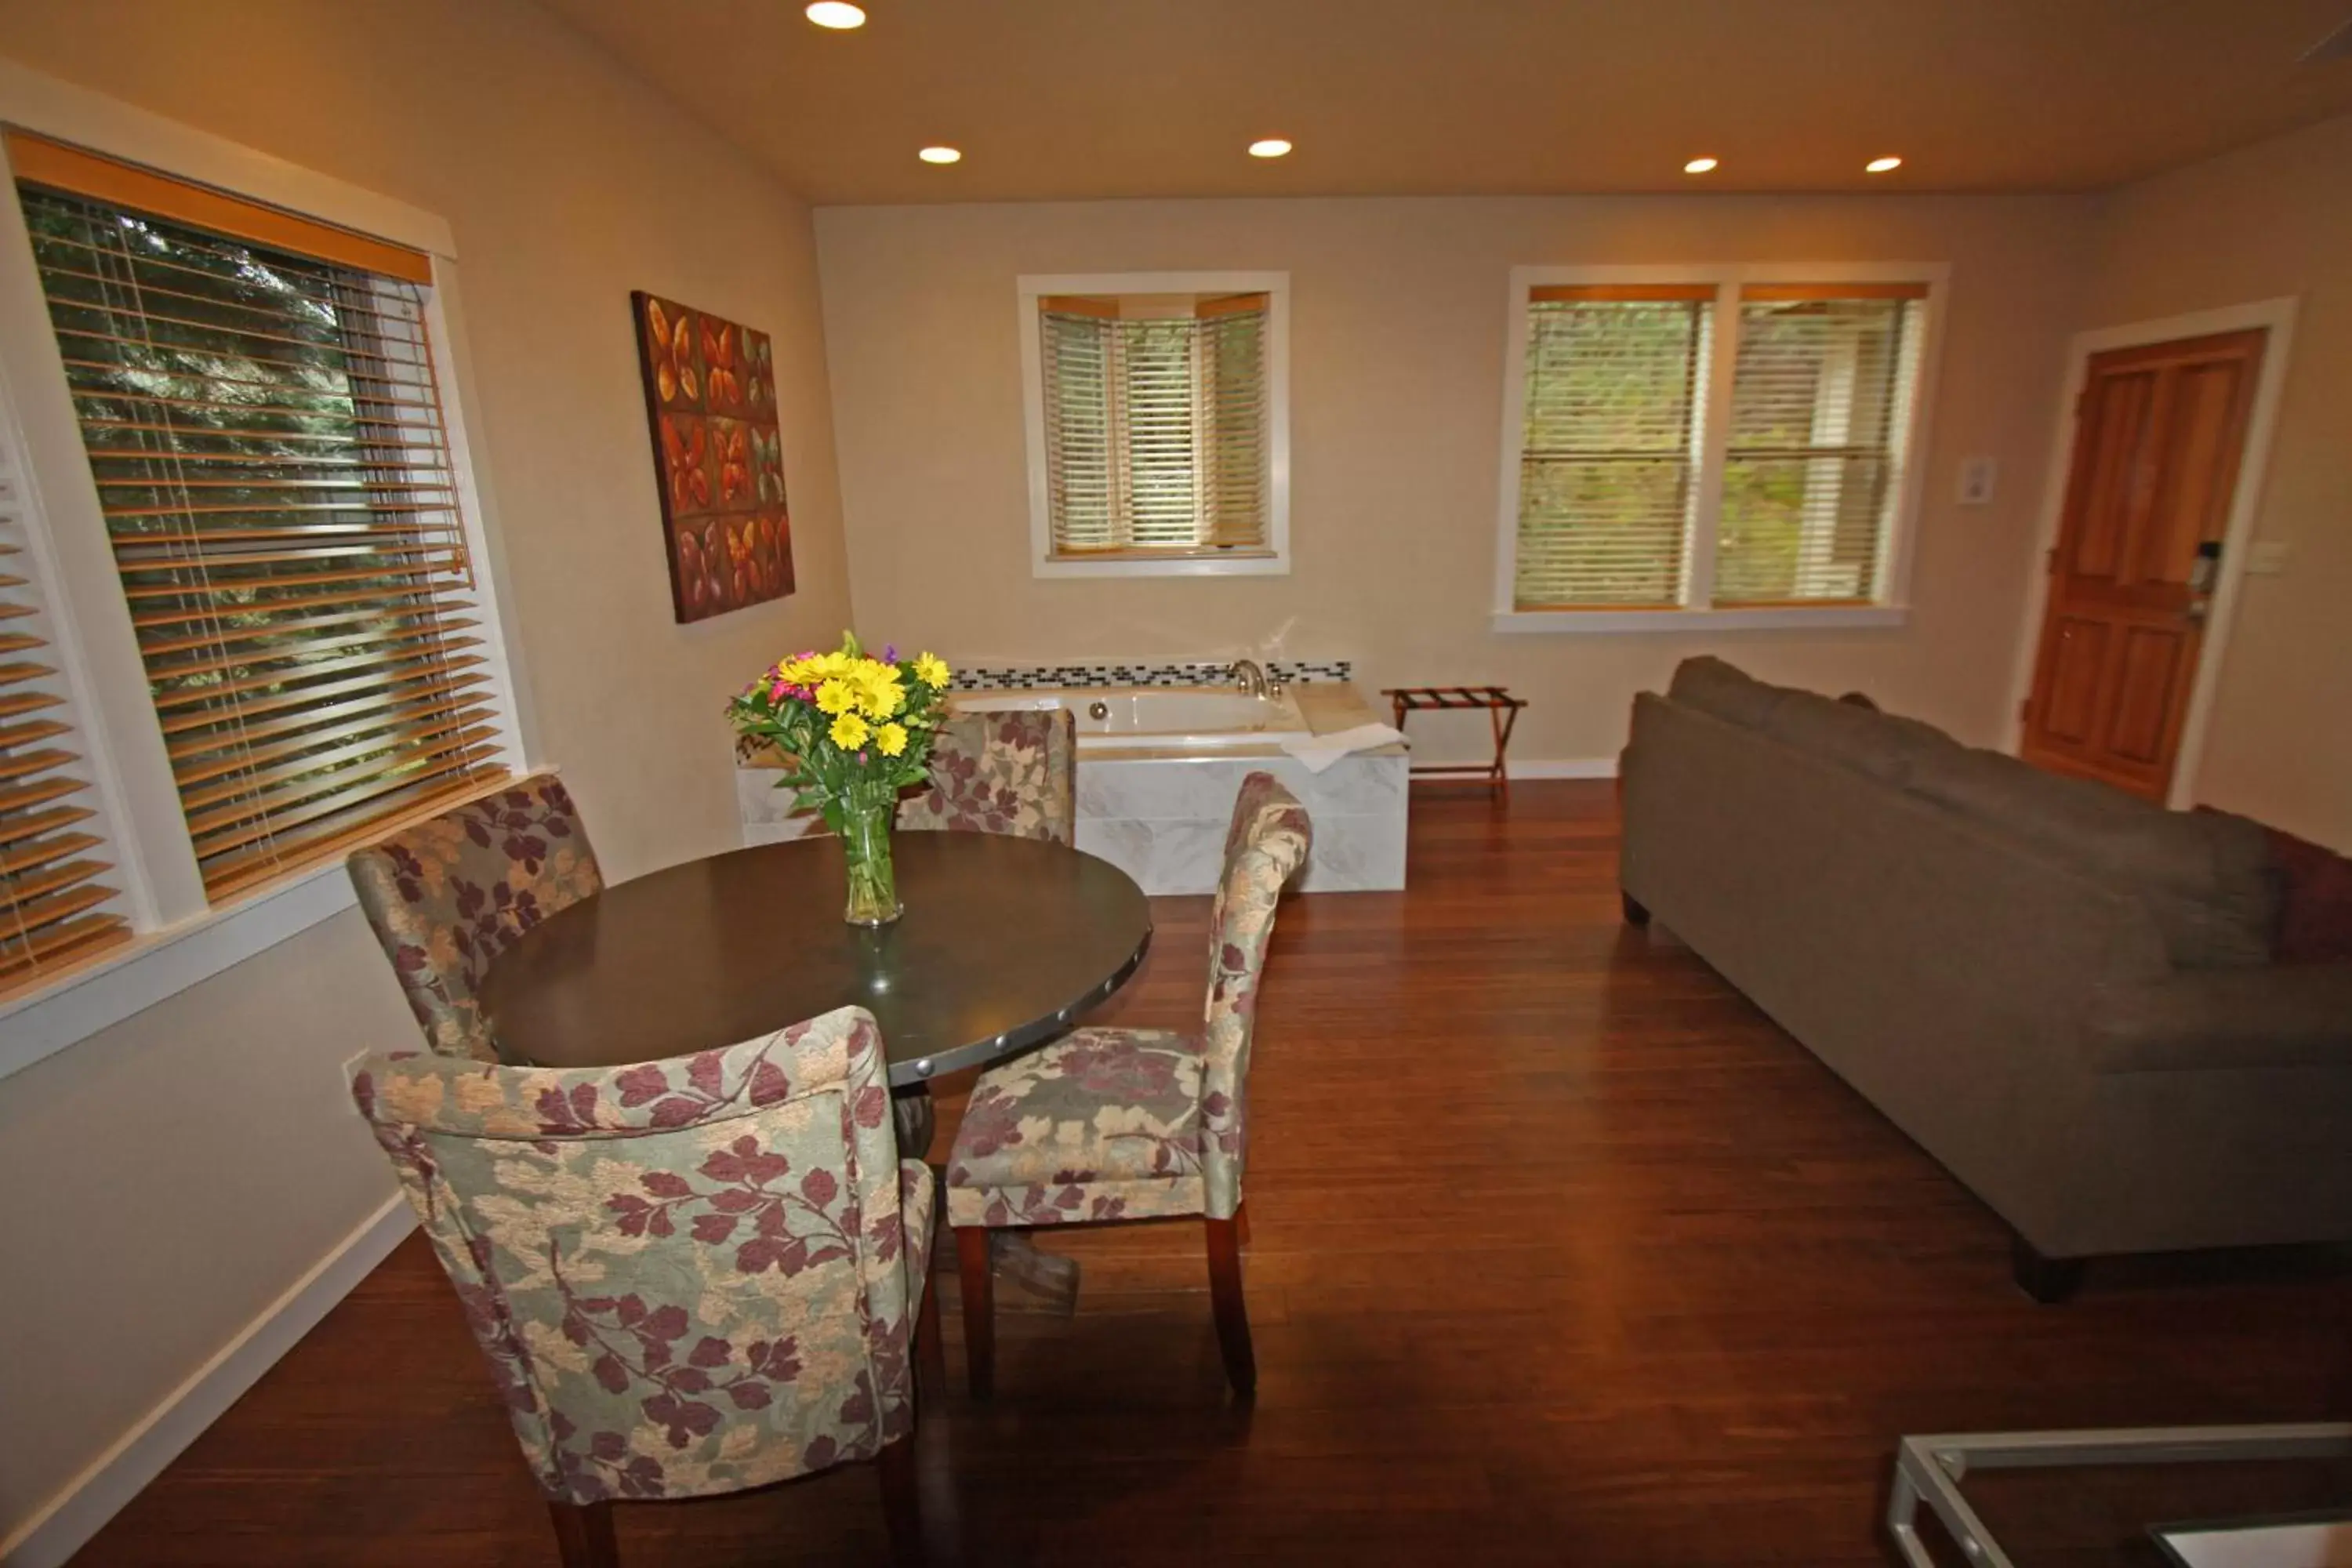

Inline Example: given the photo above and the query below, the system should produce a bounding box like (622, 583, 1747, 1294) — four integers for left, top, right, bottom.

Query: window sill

(1490, 604, 1909, 634)
(0, 857, 358, 1083)
(1036, 552, 1289, 579)
(0, 771, 527, 1083)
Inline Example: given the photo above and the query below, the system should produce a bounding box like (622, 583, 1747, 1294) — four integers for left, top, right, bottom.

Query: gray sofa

(1620, 657, 2352, 1300)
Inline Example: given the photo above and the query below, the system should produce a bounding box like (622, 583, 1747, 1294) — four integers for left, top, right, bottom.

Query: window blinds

(13, 134, 506, 902)
(1514, 285, 1712, 609)
(0, 422, 129, 990)
(1716, 284, 1925, 605)
(1038, 293, 1270, 557)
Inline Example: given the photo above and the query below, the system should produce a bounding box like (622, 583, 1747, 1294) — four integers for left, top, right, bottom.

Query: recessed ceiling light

(805, 2, 866, 27)
(1248, 138, 1293, 158)
(1866, 155, 1904, 173)
(1683, 156, 1719, 174)
(917, 146, 962, 165)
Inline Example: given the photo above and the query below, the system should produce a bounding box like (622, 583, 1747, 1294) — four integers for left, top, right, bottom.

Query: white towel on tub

(1279, 723, 1406, 775)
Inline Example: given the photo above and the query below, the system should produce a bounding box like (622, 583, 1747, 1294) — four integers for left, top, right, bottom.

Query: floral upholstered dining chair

(895, 709, 1076, 846)
(347, 773, 603, 1062)
(945, 771, 1311, 1399)
(349, 1004, 939, 1567)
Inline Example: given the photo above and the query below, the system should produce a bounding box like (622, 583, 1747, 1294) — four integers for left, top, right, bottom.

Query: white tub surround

(959, 686, 1308, 752)
(738, 681, 1407, 893)
(1074, 682, 1406, 895)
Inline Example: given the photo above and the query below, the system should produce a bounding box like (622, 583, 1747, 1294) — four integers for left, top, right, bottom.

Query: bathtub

(739, 678, 1405, 894)
(956, 685, 1310, 753)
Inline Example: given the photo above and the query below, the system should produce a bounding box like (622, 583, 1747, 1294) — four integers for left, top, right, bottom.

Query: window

(1717, 286, 1926, 605)
(0, 390, 129, 988)
(1019, 272, 1289, 577)
(1515, 285, 1711, 608)
(12, 132, 507, 904)
(1496, 267, 1940, 630)
(0, 112, 521, 1055)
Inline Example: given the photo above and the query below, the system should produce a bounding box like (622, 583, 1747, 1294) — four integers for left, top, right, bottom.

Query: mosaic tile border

(950, 660, 1352, 691)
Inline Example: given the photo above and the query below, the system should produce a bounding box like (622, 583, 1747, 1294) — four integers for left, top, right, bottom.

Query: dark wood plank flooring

(71, 784, 2350, 1566)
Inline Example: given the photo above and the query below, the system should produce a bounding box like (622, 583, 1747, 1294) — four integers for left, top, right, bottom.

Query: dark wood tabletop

(478, 833, 1153, 1088)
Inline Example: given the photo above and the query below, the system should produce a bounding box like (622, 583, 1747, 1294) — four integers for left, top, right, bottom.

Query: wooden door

(2019, 328, 2266, 800)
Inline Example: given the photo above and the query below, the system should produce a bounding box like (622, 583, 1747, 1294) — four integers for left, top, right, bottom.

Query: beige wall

(817, 195, 2096, 763)
(0, 0, 851, 1542)
(2080, 114, 2352, 850)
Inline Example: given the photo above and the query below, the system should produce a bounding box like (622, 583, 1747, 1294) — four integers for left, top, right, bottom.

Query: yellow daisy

(815, 678, 856, 716)
(875, 721, 908, 757)
(829, 710, 870, 750)
(913, 652, 950, 690)
(861, 668, 906, 719)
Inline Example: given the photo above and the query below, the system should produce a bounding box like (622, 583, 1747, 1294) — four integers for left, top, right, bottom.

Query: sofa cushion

(1905, 746, 2279, 968)
(1668, 656, 1786, 731)
(1759, 688, 1961, 788)
(2085, 966, 2352, 1073)
(1669, 659, 1959, 786)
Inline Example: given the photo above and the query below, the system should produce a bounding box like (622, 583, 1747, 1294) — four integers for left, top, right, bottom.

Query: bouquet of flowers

(728, 632, 953, 924)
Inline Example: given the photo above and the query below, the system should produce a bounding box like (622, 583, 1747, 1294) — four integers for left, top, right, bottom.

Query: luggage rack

(1381, 686, 1526, 799)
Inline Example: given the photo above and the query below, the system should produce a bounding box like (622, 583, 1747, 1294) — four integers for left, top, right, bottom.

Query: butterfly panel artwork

(631, 292, 794, 622)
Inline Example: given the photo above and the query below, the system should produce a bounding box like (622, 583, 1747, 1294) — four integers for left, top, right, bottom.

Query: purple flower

(881, 644, 898, 663)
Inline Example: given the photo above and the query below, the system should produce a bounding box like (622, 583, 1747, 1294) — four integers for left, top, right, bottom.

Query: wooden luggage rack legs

(1382, 686, 1526, 799)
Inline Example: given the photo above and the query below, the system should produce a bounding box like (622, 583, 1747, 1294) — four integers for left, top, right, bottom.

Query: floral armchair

(347, 774, 603, 1063)
(895, 709, 1076, 846)
(945, 771, 1310, 1398)
(350, 1004, 935, 1566)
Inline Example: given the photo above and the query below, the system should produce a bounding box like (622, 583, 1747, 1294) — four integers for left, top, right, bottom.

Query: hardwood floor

(72, 784, 2350, 1566)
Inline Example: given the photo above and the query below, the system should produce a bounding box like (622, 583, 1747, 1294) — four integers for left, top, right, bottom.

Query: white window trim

(1016, 270, 1291, 578)
(1490, 260, 1950, 634)
(0, 61, 538, 1082)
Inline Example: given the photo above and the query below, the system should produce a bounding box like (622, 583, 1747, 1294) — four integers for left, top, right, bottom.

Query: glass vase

(840, 799, 903, 927)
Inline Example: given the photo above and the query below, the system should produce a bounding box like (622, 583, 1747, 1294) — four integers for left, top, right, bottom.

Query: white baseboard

(2, 1195, 417, 1568)
(1504, 757, 1620, 780)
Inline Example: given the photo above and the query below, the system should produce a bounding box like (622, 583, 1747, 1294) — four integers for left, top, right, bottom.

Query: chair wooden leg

(547, 1500, 618, 1568)
(955, 1226, 995, 1400)
(1204, 1208, 1257, 1398)
(877, 1433, 922, 1566)
(915, 1271, 948, 1397)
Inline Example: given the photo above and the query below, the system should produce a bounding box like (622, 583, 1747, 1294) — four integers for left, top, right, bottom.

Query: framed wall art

(630, 291, 793, 622)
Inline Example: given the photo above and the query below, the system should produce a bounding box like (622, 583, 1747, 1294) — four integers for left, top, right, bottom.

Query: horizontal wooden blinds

(14, 140, 506, 902)
(1515, 287, 1711, 609)
(0, 430, 132, 990)
(1715, 288, 1925, 605)
(1039, 293, 1271, 557)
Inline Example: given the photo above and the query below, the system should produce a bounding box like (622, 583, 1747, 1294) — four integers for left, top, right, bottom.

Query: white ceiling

(538, 0, 2352, 204)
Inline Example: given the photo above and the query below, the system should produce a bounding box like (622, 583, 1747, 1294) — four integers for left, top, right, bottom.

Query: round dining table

(478, 830, 1154, 1305)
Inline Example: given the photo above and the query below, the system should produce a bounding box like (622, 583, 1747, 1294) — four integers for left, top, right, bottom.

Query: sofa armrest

(2085, 965, 2352, 1074)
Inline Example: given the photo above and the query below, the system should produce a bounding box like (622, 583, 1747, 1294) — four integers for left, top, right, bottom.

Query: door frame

(2002, 297, 2299, 809)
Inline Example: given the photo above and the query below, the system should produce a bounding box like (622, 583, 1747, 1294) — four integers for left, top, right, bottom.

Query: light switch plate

(2246, 539, 2291, 576)
(1957, 456, 1998, 506)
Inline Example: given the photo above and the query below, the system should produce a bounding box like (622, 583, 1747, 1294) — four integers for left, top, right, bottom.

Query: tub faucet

(1229, 659, 1268, 698)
